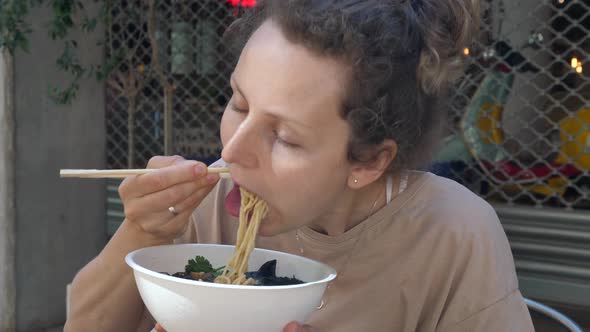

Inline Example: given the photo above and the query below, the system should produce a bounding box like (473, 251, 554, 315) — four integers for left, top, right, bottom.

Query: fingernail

(206, 173, 218, 184)
(194, 165, 206, 176)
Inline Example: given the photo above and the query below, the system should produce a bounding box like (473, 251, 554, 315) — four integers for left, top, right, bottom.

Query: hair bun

(410, 0, 479, 94)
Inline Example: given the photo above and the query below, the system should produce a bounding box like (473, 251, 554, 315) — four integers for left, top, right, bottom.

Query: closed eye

(229, 103, 248, 114)
(273, 130, 299, 148)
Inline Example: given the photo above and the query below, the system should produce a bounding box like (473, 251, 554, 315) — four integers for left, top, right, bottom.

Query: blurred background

(1, 0, 590, 331)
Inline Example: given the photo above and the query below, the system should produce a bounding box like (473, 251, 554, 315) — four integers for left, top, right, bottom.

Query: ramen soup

(163, 188, 304, 286)
(163, 256, 304, 286)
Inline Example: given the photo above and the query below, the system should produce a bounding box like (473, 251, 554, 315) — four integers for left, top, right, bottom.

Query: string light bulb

(576, 64, 583, 74)
(463, 48, 470, 56)
(571, 57, 579, 68)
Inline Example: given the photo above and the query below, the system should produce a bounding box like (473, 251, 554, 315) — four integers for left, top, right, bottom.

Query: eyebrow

(230, 75, 314, 130)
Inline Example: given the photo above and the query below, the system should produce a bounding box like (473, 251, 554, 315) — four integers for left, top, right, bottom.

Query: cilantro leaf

(185, 256, 215, 274)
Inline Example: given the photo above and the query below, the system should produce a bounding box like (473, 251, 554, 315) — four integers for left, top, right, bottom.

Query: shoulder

(408, 172, 503, 242)
(405, 174, 523, 326)
(408, 173, 513, 274)
(416, 172, 496, 217)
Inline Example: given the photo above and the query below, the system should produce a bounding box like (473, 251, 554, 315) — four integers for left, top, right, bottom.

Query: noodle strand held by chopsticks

(215, 188, 268, 285)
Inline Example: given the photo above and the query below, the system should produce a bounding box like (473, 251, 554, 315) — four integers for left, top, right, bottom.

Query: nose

(221, 119, 259, 169)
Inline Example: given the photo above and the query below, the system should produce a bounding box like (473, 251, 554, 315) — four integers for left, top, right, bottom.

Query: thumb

(283, 321, 315, 332)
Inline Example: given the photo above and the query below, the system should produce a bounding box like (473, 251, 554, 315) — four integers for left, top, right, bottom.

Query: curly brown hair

(224, 0, 479, 172)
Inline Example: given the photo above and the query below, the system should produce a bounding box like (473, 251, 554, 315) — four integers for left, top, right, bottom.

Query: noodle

(214, 187, 268, 285)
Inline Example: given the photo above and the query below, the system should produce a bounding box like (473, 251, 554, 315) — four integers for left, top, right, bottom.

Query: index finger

(122, 161, 208, 197)
(147, 155, 186, 169)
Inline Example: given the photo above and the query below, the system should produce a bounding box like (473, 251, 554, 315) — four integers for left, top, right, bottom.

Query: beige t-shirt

(176, 172, 534, 332)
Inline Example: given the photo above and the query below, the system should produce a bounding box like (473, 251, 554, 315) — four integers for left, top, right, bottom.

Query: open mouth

(225, 182, 271, 222)
(225, 183, 242, 217)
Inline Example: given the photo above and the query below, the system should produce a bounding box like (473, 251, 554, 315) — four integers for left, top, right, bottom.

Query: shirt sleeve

(437, 290, 534, 332)
(416, 177, 534, 332)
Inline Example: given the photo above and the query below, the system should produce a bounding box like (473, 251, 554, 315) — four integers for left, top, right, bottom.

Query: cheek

(269, 138, 350, 190)
(267, 160, 349, 219)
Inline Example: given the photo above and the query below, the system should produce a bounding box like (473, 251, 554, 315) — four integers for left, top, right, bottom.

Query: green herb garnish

(185, 255, 225, 278)
(185, 255, 214, 273)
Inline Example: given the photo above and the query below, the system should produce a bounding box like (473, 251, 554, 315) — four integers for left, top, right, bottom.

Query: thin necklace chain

(295, 176, 392, 310)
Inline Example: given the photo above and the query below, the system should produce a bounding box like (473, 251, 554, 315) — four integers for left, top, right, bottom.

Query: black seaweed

(245, 260, 304, 286)
(164, 258, 304, 286)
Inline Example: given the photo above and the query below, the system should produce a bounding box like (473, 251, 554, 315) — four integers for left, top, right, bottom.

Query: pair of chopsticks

(60, 167, 230, 179)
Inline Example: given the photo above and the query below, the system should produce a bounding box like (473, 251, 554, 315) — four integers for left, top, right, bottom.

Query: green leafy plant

(1, 0, 192, 166)
(0, 0, 41, 53)
(0, 0, 117, 105)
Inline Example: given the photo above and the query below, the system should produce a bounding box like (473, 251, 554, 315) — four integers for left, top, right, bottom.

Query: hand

(154, 321, 314, 332)
(119, 155, 219, 242)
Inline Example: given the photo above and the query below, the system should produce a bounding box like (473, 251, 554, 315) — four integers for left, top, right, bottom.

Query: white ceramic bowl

(125, 244, 337, 332)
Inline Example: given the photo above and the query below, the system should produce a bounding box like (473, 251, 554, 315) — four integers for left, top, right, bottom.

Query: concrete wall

(0, 51, 17, 332)
(5, 2, 108, 331)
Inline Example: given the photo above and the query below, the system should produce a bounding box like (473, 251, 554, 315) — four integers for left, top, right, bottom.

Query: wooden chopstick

(60, 167, 231, 179)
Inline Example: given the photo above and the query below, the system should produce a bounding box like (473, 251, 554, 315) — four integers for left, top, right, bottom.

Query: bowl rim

(125, 243, 337, 290)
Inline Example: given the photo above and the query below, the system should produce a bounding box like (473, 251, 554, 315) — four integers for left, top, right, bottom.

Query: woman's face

(220, 20, 355, 237)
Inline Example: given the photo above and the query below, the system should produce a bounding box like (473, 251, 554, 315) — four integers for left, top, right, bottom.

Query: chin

(256, 216, 290, 237)
(257, 222, 281, 237)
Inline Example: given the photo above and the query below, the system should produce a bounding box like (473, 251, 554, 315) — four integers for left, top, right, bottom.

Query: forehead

(233, 20, 350, 124)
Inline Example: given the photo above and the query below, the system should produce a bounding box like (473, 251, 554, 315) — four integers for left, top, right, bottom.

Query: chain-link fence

(105, 0, 590, 210)
(106, 0, 243, 170)
(434, 0, 590, 210)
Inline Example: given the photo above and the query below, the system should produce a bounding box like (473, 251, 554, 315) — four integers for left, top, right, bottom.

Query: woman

(65, 0, 534, 331)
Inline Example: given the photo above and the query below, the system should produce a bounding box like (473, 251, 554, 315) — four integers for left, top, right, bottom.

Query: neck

(308, 177, 388, 236)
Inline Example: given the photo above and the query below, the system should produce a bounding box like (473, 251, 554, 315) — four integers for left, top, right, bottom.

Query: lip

(228, 167, 254, 194)
(229, 174, 257, 198)
(229, 175, 242, 188)
(236, 183, 260, 200)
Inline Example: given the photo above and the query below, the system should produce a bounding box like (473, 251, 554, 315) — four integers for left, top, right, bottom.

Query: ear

(348, 140, 398, 189)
